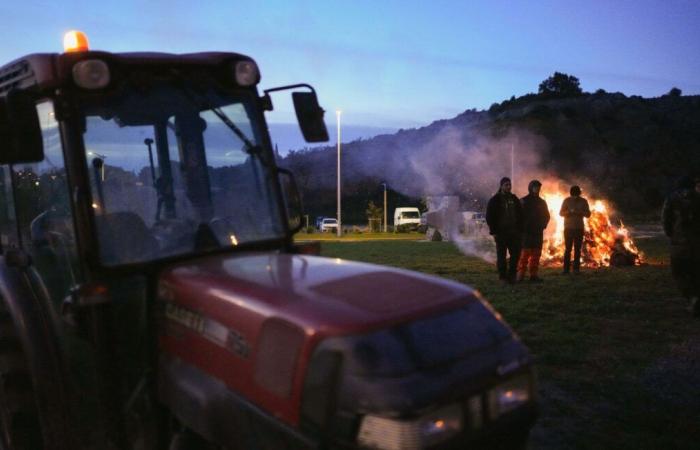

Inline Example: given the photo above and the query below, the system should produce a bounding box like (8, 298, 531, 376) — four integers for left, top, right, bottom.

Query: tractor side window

(12, 101, 80, 305)
(0, 166, 18, 250)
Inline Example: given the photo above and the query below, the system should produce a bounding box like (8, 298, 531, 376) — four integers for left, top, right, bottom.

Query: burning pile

(540, 186, 643, 267)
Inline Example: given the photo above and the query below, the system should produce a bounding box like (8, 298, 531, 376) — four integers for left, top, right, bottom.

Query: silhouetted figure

(662, 175, 700, 317)
(518, 180, 550, 282)
(486, 177, 523, 283)
(560, 185, 591, 274)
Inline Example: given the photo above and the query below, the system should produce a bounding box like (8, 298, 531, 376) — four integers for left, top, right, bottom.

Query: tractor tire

(0, 304, 43, 450)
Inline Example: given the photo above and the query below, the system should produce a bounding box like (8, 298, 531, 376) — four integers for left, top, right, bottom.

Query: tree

(365, 201, 382, 231)
(667, 87, 682, 97)
(538, 72, 583, 97)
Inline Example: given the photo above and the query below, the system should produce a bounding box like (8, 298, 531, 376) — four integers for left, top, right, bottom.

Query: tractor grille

(0, 60, 35, 96)
(254, 319, 304, 398)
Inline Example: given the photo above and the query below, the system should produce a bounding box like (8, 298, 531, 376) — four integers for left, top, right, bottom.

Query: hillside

(281, 92, 700, 223)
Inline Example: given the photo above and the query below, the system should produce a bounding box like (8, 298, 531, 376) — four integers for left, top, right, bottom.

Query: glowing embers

(540, 183, 643, 267)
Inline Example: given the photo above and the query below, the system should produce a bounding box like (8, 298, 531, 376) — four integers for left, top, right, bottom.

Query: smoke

(399, 124, 551, 262)
(291, 112, 609, 262)
(389, 123, 617, 263)
(405, 124, 551, 200)
(451, 234, 497, 264)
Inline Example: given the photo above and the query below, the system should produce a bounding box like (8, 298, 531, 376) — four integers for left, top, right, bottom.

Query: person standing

(662, 175, 700, 317)
(559, 185, 591, 274)
(486, 177, 523, 283)
(518, 180, 550, 282)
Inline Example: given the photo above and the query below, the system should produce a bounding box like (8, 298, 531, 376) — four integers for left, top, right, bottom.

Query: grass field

(312, 235, 700, 449)
(294, 231, 424, 241)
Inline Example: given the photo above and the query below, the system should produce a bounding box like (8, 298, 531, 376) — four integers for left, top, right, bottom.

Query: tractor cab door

(6, 100, 82, 308)
(0, 99, 85, 449)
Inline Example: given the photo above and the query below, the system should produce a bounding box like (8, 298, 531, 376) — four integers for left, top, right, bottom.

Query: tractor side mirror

(0, 90, 44, 164)
(292, 91, 329, 143)
(278, 167, 303, 233)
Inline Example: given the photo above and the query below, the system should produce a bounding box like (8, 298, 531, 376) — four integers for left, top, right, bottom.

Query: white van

(394, 207, 421, 229)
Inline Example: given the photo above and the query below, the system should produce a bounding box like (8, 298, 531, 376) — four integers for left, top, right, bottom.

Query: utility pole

(382, 183, 387, 232)
(511, 142, 515, 186)
(336, 110, 342, 238)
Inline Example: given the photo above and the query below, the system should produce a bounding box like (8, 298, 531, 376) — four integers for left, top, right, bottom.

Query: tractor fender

(0, 257, 76, 450)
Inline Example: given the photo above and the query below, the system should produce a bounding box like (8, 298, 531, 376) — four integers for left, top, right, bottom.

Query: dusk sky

(2, 0, 699, 133)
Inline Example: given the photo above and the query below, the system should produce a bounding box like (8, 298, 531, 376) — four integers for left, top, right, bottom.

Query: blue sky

(2, 0, 699, 131)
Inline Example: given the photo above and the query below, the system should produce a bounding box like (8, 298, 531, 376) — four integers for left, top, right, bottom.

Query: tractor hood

(157, 252, 522, 425)
(158, 252, 484, 336)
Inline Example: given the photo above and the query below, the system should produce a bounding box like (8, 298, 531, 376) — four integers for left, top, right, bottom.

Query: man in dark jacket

(662, 175, 700, 317)
(517, 180, 550, 282)
(559, 185, 591, 274)
(486, 177, 523, 282)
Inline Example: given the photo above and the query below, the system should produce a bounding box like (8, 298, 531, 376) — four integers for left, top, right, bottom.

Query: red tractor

(0, 32, 536, 449)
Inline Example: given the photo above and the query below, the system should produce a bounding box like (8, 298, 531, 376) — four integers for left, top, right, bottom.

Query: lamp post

(381, 182, 387, 232)
(510, 142, 514, 186)
(336, 110, 342, 238)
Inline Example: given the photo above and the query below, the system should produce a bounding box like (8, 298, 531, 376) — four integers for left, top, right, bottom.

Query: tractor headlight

(357, 404, 463, 450)
(487, 374, 532, 419)
(72, 59, 110, 89)
(234, 60, 259, 86)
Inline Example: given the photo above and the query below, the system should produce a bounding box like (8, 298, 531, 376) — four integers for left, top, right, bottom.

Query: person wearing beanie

(486, 177, 524, 283)
(517, 180, 550, 282)
(662, 174, 700, 317)
(559, 185, 591, 274)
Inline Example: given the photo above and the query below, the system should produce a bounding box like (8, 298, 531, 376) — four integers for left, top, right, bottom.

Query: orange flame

(539, 182, 643, 267)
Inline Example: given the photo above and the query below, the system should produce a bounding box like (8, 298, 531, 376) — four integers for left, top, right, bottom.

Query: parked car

(320, 217, 338, 232)
(394, 207, 421, 230)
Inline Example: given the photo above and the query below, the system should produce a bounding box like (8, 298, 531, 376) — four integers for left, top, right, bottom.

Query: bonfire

(540, 184, 643, 267)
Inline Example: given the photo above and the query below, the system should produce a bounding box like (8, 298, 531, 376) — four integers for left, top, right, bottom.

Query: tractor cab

(0, 32, 324, 449)
(0, 32, 537, 450)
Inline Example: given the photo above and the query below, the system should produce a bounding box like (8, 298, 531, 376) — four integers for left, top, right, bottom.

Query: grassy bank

(317, 236, 699, 449)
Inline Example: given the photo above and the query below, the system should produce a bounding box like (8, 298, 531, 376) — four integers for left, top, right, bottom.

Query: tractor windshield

(80, 85, 285, 266)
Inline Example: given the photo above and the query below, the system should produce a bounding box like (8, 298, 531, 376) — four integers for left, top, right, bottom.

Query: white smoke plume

(403, 124, 551, 261)
(407, 125, 551, 200)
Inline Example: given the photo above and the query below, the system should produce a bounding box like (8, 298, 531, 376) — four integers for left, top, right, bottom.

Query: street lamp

(510, 142, 515, 186)
(381, 182, 387, 233)
(336, 110, 342, 238)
